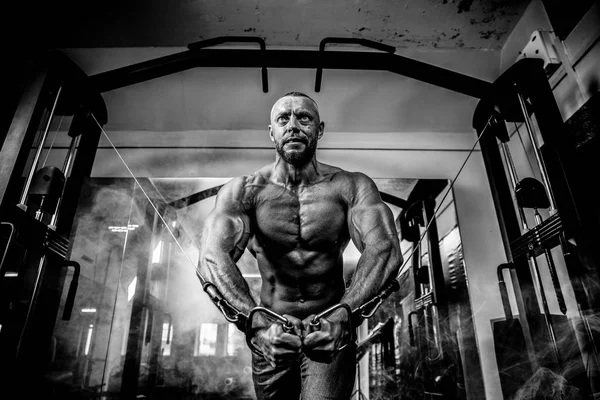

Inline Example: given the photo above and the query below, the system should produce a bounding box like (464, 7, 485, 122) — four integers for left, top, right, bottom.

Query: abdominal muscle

(254, 248, 347, 320)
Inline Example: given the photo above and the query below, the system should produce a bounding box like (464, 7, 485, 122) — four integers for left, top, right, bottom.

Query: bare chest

(251, 183, 348, 250)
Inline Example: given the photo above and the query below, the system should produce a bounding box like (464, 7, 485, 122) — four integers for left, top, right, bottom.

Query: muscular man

(198, 92, 402, 400)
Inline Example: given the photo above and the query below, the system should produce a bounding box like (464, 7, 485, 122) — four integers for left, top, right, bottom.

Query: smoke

(83, 126, 268, 398)
(43, 176, 263, 399)
(360, 221, 487, 400)
(522, 312, 599, 399)
(512, 367, 581, 400)
(47, 180, 147, 392)
(136, 177, 260, 398)
(391, 346, 427, 400)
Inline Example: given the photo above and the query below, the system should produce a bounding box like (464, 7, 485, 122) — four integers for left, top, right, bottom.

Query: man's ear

(317, 121, 325, 140)
(268, 125, 274, 142)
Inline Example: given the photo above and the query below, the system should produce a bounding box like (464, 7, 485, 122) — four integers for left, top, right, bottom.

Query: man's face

(269, 96, 324, 167)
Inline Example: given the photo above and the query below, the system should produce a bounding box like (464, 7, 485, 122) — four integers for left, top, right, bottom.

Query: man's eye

(278, 117, 289, 124)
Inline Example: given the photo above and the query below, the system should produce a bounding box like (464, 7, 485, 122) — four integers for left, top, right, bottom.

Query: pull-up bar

(89, 35, 492, 99)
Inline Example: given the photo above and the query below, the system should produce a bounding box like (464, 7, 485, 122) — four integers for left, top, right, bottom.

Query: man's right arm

(198, 177, 256, 317)
(198, 176, 303, 365)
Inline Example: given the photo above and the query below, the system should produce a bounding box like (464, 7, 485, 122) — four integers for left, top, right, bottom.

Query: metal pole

(500, 142, 528, 230)
(49, 134, 80, 228)
(18, 85, 63, 207)
(501, 134, 561, 366)
(515, 90, 556, 212)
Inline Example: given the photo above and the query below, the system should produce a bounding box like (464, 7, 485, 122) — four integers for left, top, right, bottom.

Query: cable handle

(352, 279, 400, 323)
(245, 307, 294, 357)
(377, 279, 401, 300)
(62, 260, 80, 320)
(497, 263, 515, 322)
(202, 282, 247, 324)
(308, 303, 355, 353)
(310, 303, 352, 328)
(248, 306, 293, 330)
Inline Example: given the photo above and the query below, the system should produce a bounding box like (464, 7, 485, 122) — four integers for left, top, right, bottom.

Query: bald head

(270, 92, 320, 123)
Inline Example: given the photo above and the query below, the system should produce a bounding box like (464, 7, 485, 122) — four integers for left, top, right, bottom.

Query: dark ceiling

(15, 0, 531, 50)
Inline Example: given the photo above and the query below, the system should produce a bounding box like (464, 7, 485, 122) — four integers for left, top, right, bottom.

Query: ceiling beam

(89, 48, 492, 99)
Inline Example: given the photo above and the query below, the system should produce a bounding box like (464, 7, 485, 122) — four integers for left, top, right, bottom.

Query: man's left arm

(341, 172, 403, 311)
(302, 173, 402, 362)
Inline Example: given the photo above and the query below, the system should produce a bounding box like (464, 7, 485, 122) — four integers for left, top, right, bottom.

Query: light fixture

(84, 324, 94, 355)
(108, 224, 140, 233)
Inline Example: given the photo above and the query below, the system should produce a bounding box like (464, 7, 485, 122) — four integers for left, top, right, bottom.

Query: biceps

(202, 212, 250, 261)
(350, 203, 398, 251)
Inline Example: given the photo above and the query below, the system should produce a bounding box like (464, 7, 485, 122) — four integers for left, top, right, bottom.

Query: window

(227, 324, 245, 356)
(197, 323, 218, 356)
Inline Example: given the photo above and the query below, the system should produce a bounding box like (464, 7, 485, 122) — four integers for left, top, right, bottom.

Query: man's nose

(286, 115, 300, 132)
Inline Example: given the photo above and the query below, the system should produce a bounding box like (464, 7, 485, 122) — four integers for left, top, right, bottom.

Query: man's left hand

(301, 310, 351, 364)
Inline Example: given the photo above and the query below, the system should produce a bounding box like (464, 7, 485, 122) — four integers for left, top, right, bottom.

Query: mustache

(283, 136, 308, 145)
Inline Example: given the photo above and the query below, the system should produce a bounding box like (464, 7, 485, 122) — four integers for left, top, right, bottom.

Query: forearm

(341, 236, 401, 310)
(199, 252, 258, 317)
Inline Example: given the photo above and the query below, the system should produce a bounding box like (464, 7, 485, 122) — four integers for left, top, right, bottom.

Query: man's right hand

(250, 314, 303, 367)
(301, 310, 350, 364)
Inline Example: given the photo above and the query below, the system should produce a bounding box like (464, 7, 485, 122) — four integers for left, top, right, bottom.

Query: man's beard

(276, 140, 317, 167)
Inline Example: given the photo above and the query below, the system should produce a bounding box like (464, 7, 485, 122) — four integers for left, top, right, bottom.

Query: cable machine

(474, 58, 600, 399)
(0, 50, 107, 397)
